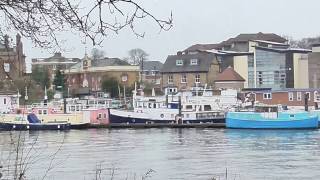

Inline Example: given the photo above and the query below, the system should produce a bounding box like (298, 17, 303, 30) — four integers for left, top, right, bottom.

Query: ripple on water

(1, 129, 320, 179)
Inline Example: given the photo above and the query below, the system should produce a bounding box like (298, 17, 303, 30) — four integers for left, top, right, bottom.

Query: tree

(31, 66, 50, 90)
(283, 35, 320, 49)
(101, 77, 119, 98)
(91, 48, 105, 61)
(0, 1, 173, 48)
(128, 48, 149, 65)
(53, 69, 65, 91)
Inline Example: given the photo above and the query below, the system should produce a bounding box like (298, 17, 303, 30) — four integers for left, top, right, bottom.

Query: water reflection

(0, 129, 319, 180)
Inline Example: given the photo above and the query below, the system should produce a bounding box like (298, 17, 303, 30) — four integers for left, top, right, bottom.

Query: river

(1, 128, 320, 180)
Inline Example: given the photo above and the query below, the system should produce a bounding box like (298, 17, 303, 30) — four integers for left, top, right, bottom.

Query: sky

(22, 0, 320, 65)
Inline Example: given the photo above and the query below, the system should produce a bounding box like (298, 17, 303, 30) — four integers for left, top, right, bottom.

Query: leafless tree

(128, 48, 148, 65)
(91, 48, 106, 61)
(283, 35, 320, 49)
(0, 131, 66, 180)
(0, 0, 173, 49)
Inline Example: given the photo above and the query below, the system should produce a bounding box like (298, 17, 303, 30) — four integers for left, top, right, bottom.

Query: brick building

(243, 88, 320, 108)
(214, 66, 245, 91)
(0, 34, 26, 80)
(161, 51, 220, 94)
(65, 54, 139, 97)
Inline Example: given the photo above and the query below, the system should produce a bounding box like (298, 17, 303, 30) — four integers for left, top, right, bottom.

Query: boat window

(160, 114, 164, 118)
(43, 110, 47, 114)
(38, 110, 42, 114)
(104, 113, 107, 119)
(186, 114, 190, 118)
(290, 114, 294, 118)
(148, 103, 152, 108)
(204, 105, 211, 111)
(153, 103, 156, 108)
(98, 113, 102, 119)
(186, 105, 193, 110)
(171, 114, 174, 118)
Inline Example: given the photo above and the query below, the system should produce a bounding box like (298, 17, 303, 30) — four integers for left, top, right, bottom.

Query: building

(243, 88, 320, 108)
(184, 33, 310, 90)
(161, 51, 220, 94)
(65, 54, 139, 97)
(0, 91, 19, 113)
(214, 66, 245, 90)
(184, 32, 287, 53)
(0, 34, 26, 80)
(32, 52, 81, 88)
(309, 43, 320, 88)
(140, 61, 163, 86)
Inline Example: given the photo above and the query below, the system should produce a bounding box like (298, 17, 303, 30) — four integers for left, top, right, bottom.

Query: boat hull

(0, 122, 71, 131)
(109, 113, 225, 124)
(226, 113, 318, 129)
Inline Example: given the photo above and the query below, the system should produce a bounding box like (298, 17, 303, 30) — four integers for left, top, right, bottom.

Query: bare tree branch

(0, 0, 173, 49)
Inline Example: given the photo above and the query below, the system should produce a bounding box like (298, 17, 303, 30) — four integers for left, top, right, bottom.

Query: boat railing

(196, 112, 225, 119)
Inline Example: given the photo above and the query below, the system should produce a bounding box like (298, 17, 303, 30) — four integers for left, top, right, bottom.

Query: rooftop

(161, 52, 216, 73)
(215, 66, 245, 82)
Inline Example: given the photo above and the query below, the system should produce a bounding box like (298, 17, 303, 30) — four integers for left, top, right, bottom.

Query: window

(3, 98, 6, 105)
(297, 92, 302, 101)
(121, 75, 128, 82)
(288, 92, 294, 101)
(314, 91, 319, 101)
(176, 60, 183, 66)
(168, 75, 173, 84)
(181, 74, 187, 83)
(263, 93, 272, 100)
(305, 92, 311, 101)
(190, 59, 198, 65)
(195, 74, 200, 83)
(4, 63, 10, 72)
(98, 113, 102, 119)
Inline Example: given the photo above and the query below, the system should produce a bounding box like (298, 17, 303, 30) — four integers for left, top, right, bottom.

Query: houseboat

(226, 105, 318, 129)
(109, 89, 232, 124)
(0, 113, 70, 131)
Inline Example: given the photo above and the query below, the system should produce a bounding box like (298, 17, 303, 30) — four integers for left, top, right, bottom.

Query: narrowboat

(0, 113, 71, 131)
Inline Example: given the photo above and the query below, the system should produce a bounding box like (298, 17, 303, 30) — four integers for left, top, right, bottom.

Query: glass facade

(248, 49, 287, 89)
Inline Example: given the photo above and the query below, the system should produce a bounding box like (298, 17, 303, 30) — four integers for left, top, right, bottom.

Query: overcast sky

(23, 0, 320, 64)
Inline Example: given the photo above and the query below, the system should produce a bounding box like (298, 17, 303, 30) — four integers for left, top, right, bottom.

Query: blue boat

(226, 106, 318, 129)
(0, 113, 71, 131)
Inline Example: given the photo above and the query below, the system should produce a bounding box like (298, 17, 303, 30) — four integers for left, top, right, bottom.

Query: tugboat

(0, 113, 71, 131)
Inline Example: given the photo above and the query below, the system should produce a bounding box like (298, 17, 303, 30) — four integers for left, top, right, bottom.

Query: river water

(1, 128, 320, 180)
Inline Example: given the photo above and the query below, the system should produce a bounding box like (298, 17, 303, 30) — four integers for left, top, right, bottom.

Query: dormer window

(176, 60, 183, 66)
(190, 59, 198, 65)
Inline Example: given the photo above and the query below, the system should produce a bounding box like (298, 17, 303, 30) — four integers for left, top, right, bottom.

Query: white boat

(108, 89, 237, 124)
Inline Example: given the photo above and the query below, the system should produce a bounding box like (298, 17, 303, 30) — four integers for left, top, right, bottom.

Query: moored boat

(226, 105, 318, 129)
(0, 113, 70, 131)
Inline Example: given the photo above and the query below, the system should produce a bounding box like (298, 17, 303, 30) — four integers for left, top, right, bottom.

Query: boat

(226, 105, 318, 129)
(0, 113, 71, 131)
(109, 89, 228, 124)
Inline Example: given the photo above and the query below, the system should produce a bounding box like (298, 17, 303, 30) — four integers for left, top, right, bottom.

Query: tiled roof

(161, 52, 216, 73)
(185, 32, 287, 52)
(215, 66, 245, 82)
(184, 44, 220, 52)
(92, 58, 130, 67)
